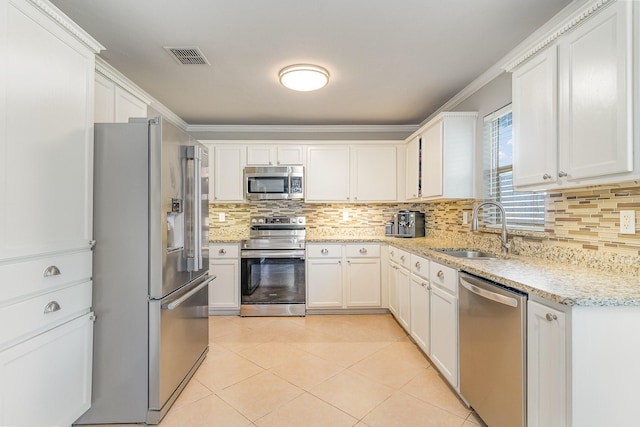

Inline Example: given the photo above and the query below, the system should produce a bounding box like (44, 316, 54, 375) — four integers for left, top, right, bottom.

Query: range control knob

(251, 218, 257, 224)
(258, 218, 264, 224)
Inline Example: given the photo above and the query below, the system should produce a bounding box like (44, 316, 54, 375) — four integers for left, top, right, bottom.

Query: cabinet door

(209, 260, 239, 310)
(527, 300, 567, 427)
(0, 313, 93, 426)
(512, 46, 558, 189)
(352, 146, 397, 202)
(94, 73, 115, 123)
(346, 258, 381, 307)
(558, 1, 632, 182)
(409, 275, 430, 355)
(396, 267, 411, 332)
(420, 121, 443, 199)
(307, 258, 343, 308)
(114, 86, 147, 123)
(387, 262, 398, 317)
(306, 146, 350, 202)
(213, 146, 245, 201)
(277, 146, 304, 165)
(246, 145, 275, 165)
(0, 1, 95, 259)
(430, 286, 458, 388)
(406, 137, 420, 200)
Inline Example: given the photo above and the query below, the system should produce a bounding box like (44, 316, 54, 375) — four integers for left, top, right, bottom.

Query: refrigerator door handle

(183, 145, 203, 272)
(162, 276, 216, 310)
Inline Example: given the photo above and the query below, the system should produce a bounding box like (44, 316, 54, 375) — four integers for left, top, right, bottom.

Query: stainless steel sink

(435, 249, 499, 260)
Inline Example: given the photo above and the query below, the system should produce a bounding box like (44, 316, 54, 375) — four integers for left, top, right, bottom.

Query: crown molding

(186, 124, 419, 135)
(26, 0, 104, 53)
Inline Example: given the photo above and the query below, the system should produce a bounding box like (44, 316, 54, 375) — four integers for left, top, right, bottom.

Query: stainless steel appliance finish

(458, 272, 527, 427)
(385, 210, 425, 237)
(244, 165, 304, 200)
(76, 118, 210, 425)
(240, 216, 306, 316)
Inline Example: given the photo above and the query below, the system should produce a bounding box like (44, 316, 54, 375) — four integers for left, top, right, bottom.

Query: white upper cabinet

(351, 146, 397, 202)
(205, 144, 246, 202)
(511, 0, 635, 191)
(418, 112, 477, 200)
(94, 67, 148, 124)
(246, 144, 304, 166)
(306, 146, 351, 202)
(406, 136, 420, 200)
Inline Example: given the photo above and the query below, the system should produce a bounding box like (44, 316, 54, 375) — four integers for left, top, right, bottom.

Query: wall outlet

(620, 210, 635, 234)
(342, 211, 349, 221)
(219, 212, 226, 222)
(462, 211, 469, 225)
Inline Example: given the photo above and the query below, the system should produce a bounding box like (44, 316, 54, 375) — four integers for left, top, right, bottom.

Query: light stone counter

(212, 233, 640, 306)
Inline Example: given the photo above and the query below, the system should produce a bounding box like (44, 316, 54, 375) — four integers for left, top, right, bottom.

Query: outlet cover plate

(620, 210, 635, 234)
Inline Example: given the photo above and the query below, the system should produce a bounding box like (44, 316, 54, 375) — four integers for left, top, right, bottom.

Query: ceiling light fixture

(279, 64, 330, 92)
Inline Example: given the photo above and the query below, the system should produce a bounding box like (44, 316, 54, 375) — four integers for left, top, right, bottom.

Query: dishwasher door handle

(460, 277, 518, 308)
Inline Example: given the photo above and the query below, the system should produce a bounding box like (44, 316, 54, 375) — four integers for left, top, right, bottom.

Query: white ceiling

(51, 0, 572, 127)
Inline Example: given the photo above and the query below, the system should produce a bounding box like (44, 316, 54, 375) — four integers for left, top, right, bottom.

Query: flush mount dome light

(279, 64, 329, 91)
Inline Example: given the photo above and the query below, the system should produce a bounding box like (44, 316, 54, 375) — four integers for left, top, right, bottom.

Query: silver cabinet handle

(321, 248, 329, 255)
(400, 255, 405, 262)
(347, 260, 351, 264)
(558, 171, 568, 178)
(359, 248, 367, 254)
(44, 301, 61, 314)
(437, 270, 444, 279)
(415, 261, 421, 269)
(218, 248, 227, 255)
(338, 260, 342, 265)
(390, 250, 395, 256)
(43, 266, 61, 277)
(542, 173, 552, 180)
(546, 313, 558, 321)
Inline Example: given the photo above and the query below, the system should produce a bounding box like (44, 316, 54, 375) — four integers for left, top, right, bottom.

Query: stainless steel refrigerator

(76, 117, 212, 424)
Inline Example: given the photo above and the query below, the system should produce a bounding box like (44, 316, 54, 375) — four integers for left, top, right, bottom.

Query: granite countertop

(212, 235, 640, 307)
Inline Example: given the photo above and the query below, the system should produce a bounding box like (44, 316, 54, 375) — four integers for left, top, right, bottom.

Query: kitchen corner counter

(383, 237, 640, 307)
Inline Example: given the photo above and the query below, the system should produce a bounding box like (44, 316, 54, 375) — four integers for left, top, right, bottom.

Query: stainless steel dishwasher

(459, 272, 527, 427)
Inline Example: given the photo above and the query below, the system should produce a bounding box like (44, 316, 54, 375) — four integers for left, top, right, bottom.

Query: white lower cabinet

(307, 243, 381, 310)
(208, 244, 240, 314)
(528, 300, 567, 427)
(396, 264, 411, 332)
(387, 260, 399, 316)
(0, 312, 94, 426)
(409, 273, 430, 354)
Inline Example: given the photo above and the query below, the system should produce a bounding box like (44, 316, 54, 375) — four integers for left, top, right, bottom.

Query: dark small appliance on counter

(385, 210, 425, 238)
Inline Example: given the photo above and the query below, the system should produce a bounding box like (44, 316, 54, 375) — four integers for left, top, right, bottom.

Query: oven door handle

(241, 250, 305, 259)
(162, 276, 216, 310)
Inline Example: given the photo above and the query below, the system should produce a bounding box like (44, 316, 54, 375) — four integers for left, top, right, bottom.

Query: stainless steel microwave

(244, 166, 304, 200)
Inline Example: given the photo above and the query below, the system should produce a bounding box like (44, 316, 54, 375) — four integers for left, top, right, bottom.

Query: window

(483, 105, 545, 229)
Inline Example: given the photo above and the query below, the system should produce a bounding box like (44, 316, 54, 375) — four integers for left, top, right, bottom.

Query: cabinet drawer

(345, 244, 380, 258)
(0, 251, 92, 306)
(395, 249, 411, 269)
(307, 244, 343, 258)
(209, 244, 239, 258)
(429, 262, 458, 295)
(410, 254, 430, 279)
(0, 281, 92, 349)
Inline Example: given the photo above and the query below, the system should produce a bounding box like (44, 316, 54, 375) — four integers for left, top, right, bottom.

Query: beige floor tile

(170, 377, 213, 411)
(349, 341, 430, 389)
(309, 370, 394, 419)
(209, 316, 247, 339)
(401, 366, 470, 418)
(195, 352, 264, 392)
(217, 371, 304, 421)
(212, 326, 277, 353)
(254, 392, 358, 427)
(269, 352, 345, 390)
(465, 411, 487, 426)
(362, 392, 467, 427)
(159, 393, 251, 427)
(297, 340, 391, 368)
(343, 314, 409, 341)
(238, 341, 311, 369)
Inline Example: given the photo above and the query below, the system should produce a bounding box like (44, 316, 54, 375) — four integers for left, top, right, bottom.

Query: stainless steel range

(240, 216, 306, 316)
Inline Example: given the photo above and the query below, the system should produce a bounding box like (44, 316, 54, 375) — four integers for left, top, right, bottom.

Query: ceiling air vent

(164, 47, 210, 65)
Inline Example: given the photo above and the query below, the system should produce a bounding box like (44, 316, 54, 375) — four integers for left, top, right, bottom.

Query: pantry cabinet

(527, 299, 567, 427)
(246, 145, 304, 166)
(208, 244, 240, 314)
(511, 0, 635, 191)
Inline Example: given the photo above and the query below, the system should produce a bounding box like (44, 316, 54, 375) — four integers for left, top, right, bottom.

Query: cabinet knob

(400, 255, 405, 262)
(437, 270, 444, 279)
(347, 260, 351, 264)
(558, 171, 568, 178)
(338, 260, 342, 265)
(218, 248, 227, 255)
(542, 173, 552, 180)
(359, 248, 367, 254)
(44, 301, 61, 314)
(415, 261, 421, 269)
(390, 251, 395, 256)
(321, 248, 329, 254)
(545, 313, 558, 321)
(43, 265, 61, 277)
(422, 282, 427, 288)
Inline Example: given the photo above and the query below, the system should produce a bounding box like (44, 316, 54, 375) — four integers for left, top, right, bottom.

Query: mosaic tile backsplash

(209, 181, 640, 274)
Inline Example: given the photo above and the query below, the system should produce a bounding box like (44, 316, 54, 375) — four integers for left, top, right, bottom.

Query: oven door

(240, 250, 305, 305)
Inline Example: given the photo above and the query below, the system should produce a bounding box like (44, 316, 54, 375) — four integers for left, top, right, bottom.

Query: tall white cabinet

(0, 0, 101, 425)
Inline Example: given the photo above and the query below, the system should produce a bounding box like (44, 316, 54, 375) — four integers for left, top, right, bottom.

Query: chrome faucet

(471, 201, 511, 254)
